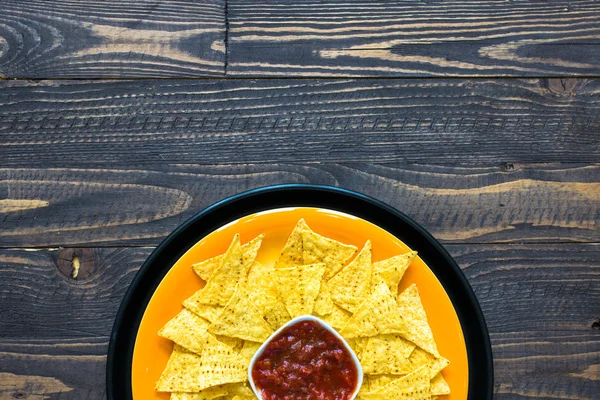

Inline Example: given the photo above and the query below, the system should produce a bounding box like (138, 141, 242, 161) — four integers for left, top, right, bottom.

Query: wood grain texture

(1, 78, 600, 166)
(0, 163, 599, 247)
(455, 244, 600, 400)
(228, 0, 600, 77)
(0, 0, 225, 78)
(0, 244, 598, 399)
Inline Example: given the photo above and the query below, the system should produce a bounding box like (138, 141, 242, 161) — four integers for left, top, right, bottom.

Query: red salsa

(251, 320, 359, 400)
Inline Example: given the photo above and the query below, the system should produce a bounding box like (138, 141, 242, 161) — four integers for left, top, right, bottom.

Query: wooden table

(1, 1, 599, 399)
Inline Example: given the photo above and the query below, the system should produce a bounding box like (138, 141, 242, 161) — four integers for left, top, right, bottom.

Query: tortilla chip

(360, 334, 416, 375)
(195, 334, 249, 390)
(215, 335, 244, 352)
(193, 235, 247, 306)
(172, 382, 254, 400)
(372, 251, 417, 297)
(229, 382, 255, 398)
(340, 280, 407, 338)
(430, 373, 450, 396)
(171, 393, 215, 400)
(345, 337, 368, 359)
(359, 365, 431, 400)
(231, 396, 254, 400)
(183, 296, 224, 323)
(322, 303, 352, 330)
(158, 309, 210, 354)
(329, 241, 372, 313)
(169, 383, 235, 400)
(314, 281, 333, 316)
(246, 261, 291, 329)
(192, 255, 222, 282)
(408, 348, 450, 379)
(209, 285, 273, 342)
(270, 263, 325, 318)
(275, 219, 309, 268)
(362, 375, 396, 393)
(302, 230, 357, 280)
(192, 235, 264, 281)
(239, 340, 262, 360)
(345, 338, 359, 356)
(241, 234, 264, 272)
(397, 284, 440, 357)
(156, 345, 203, 392)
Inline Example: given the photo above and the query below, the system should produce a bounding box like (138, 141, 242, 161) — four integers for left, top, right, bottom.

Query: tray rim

(106, 184, 493, 400)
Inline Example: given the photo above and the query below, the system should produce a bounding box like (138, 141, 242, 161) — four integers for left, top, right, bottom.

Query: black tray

(107, 184, 493, 400)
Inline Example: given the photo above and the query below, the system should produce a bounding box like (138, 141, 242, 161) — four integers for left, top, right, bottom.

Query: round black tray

(107, 184, 493, 400)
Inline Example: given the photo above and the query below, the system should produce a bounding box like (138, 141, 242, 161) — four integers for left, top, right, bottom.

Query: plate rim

(106, 184, 493, 400)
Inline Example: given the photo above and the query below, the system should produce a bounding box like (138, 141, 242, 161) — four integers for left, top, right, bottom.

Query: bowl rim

(247, 315, 364, 400)
(106, 184, 494, 400)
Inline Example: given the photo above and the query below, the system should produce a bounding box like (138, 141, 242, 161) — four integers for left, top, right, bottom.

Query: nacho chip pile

(156, 219, 451, 400)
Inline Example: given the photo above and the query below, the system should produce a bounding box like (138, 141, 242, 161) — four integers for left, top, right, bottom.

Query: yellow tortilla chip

(408, 348, 450, 379)
(158, 309, 210, 354)
(340, 280, 407, 338)
(372, 251, 417, 297)
(215, 335, 244, 352)
(183, 295, 224, 323)
(229, 383, 255, 398)
(271, 263, 325, 318)
(192, 255, 222, 282)
(430, 373, 450, 396)
(302, 230, 358, 280)
(345, 337, 368, 359)
(329, 241, 372, 313)
(241, 234, 264, 271)
(209, 285, 273, 342)
(171, 382, 253, 400)
(195, 334, 248, 390)
(275, 219, 309, 268)
(246, 262, 291, 329)
(359, 365, 431, 400)
(156, 345, 203, 392)
(322, 303, 352, 330)
(171, 394, 215, 400)
(169, 383, 236, 400)
(192, 235, 263, 281)
(397, 284, 440, 357)
(360, 334, 416, 375)
(314, 281, 334, 316)
(362, 375, 396, 393)
(345, 338, 359, 356)
(239, 340, 262, 360)
(231, 396, 254, 400)
(194, 235, 249, 306)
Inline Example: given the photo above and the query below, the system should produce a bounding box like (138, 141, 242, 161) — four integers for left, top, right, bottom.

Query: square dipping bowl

(248, 315, 363, 400)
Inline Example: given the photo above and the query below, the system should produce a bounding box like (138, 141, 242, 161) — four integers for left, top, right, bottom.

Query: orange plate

(132, 207, 468, 399)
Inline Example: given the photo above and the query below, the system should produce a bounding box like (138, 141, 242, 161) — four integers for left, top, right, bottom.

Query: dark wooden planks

(228, 0, 600, 77)
(0, 0, 225, 78)
(1, 79, 600, 166)
(0, 244, 598, 398)
(0, 163, 600, 247)
(2, 1, 600, 79)
(0, 338, 109, 399)
(455, 244, 600, 400)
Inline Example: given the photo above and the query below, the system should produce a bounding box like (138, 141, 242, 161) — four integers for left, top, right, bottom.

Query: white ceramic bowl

(248, 315, 363, 400)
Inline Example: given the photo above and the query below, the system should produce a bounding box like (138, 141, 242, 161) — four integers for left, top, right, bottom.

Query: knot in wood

(56, 248, 95, 280)
(545, 78, 582, 97)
